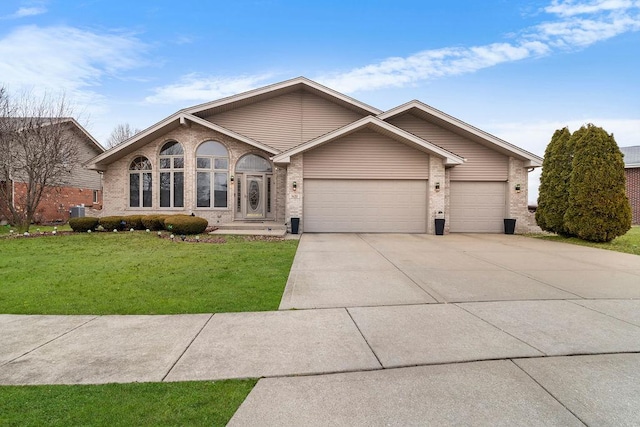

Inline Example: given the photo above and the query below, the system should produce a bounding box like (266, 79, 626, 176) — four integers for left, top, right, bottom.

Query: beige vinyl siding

(206, 90, 365, 152)
(71, 130, 104, 190)
(388, 113, 508, 181)
(9, 126, 102, 190)
(304, 129, 430, 179)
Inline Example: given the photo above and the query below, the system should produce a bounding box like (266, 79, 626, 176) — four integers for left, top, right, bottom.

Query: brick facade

(102, 122, 285, 225)
(429, 156, 446, 234)
(285, 154, 303, 232)
(2, 181, 102, 224)
(507, 157, 541, 233)
(626, 168, 640, 225)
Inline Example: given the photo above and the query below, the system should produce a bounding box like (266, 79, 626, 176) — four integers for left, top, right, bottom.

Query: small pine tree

(564, 124, 631, 242)
(536, 127, 573, 235)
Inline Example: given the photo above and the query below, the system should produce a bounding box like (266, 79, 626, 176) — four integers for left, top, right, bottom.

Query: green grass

(0, 379, 256, 427)
(530, 225, 640, 255)
(0, 233, 298, 314)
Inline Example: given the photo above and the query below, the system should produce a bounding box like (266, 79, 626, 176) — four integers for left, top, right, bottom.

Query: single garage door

(304, 179, 427, 233)
(449, 182, 506, 233)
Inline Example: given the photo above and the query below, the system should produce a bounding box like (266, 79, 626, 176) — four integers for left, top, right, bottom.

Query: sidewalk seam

(345, 308, 384, 370)
(161, 313, 215, 382)
(2, 316, 99, 366)
(510, 359, 588, 426)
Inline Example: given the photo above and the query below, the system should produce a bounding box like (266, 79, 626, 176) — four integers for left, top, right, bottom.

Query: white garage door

(449, 182, 506, 233)
(304, 179, 427, 233)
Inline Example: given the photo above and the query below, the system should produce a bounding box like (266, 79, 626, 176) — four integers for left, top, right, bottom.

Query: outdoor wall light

(230, 175, 234, 182)
(292, 181, 297, 191)
(515, 183, 521, 191)
(435, 182, 440, 191)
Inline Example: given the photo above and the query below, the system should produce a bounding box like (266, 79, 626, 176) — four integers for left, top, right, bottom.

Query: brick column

(507, 157, 532, 233)
(285, 154, 303, 233)
(428, 156, 446, 234)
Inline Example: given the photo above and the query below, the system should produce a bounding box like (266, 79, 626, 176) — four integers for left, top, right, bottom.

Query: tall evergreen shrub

(536, 127, 573, 235)
(564, 124, 631, 242)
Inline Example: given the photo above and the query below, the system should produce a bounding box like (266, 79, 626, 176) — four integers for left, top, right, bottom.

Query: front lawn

(531, 226, 640, 256)
(0, 379, 255, 427)
(0, 233, 298, 314)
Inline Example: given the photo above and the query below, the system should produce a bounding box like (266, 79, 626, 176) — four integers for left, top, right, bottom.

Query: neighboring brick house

(620, 146, 640, 225)
(87, 77, 542, 234)
(0, 118, 104, 224)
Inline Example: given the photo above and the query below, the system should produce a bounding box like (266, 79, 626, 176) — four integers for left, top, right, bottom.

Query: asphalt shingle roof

(620, 146, 640, 166)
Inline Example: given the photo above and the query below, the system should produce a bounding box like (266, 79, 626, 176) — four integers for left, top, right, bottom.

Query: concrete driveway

(3, 233, 640, 425)
(280, 233, 640, 309)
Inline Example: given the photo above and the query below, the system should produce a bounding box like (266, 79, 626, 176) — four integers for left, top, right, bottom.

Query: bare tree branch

(105, 123, 140, 148)
(0, 87, 79, 231)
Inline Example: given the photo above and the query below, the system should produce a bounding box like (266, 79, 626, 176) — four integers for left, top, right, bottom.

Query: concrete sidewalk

(2, 301, 640, 424)
(2, 233, 640, 424)
(2, 299, 640, 386)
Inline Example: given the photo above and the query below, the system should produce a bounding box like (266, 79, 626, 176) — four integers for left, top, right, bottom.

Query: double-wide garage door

(304, 179, 427, 233)
(449, 182, 507, 233)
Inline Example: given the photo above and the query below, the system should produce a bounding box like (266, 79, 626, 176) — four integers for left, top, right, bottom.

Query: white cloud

(314, 0, 640, 93)
(0, 25, 148, 103)
(544, 0, 636, 17)
(1, 6, 47, 20)
(486, 118, 640, 203)
(144, 73, 276, 105)
(144, 0, 640, 105)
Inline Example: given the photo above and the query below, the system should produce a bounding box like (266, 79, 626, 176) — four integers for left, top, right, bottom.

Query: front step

(210, 221, 287, 236)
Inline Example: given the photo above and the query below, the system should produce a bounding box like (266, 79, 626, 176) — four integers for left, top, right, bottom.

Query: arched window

(196, 141, 228, 208)
(159, 141, 184, 208)
(129, 156, 152, 208)
(236, 154, 273, 172)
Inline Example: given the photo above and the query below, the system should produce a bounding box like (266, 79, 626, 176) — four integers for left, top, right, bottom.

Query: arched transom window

(159, 141, 184, 208)
(196, 141, 228, 208)
(129, 156, 152, 208)
(236, 154, 273, 172)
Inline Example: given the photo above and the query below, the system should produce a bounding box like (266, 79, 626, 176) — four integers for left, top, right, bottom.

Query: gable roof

(272, 116, 465, 166)
(185, 76, 382, 118)
(378, 101, 543, 168)
(1, 117, 104, 157)
(620, 146, 640, 168)
(86, 112, 279, 171)
(87, 77, 382, 171)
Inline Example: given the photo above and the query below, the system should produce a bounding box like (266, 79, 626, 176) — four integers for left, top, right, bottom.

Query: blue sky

(1, 0, 639, 202)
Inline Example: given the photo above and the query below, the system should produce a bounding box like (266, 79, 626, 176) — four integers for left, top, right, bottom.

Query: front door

(243, 174, 265, 218)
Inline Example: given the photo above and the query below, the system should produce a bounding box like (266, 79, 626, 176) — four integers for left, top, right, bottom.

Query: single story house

(87, 77, 542, 234)
(1, 118, 104, 224)
(620, 145, 640, 225)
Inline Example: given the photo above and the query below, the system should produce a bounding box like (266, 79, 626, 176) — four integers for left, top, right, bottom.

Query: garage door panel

(450, 182, 506, 233)
(304, 180, 427, 233)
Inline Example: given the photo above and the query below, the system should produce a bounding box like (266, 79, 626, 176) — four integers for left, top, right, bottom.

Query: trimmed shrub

(141, 215, 167, 231)
(69, 217, 99, 232)
(564, 124, 631, 242)
(163, 215, 208, 235)
(122, 215, 144, 230)
(536, 127, 573, 235)
(99, 216, 126, 231)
